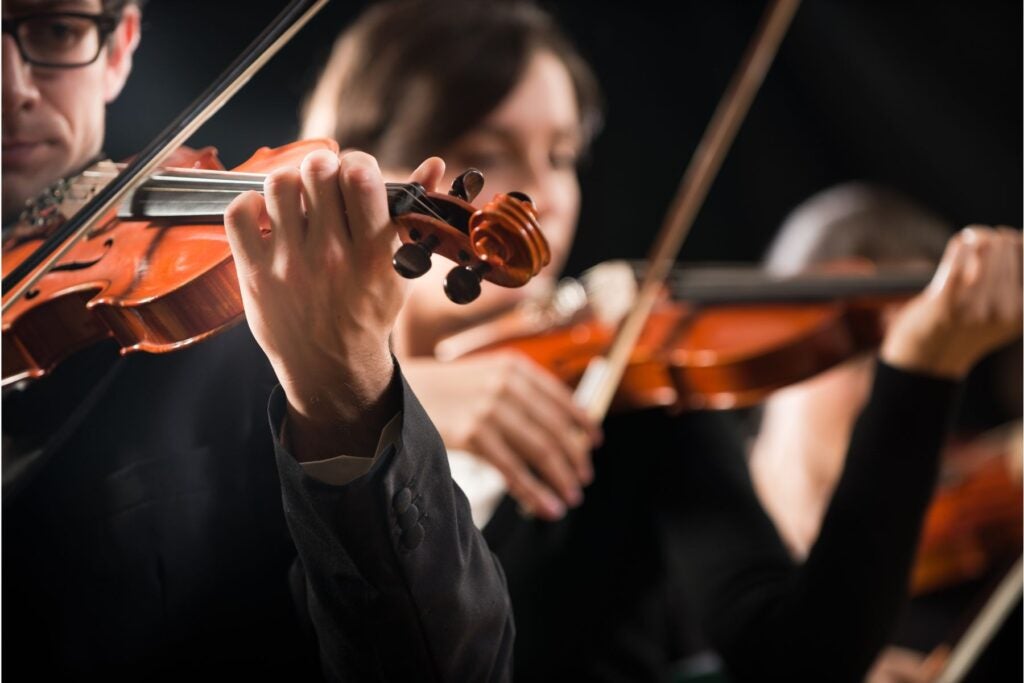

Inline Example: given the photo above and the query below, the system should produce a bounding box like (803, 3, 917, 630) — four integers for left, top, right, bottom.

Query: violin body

(912, 424, 1024, 595)
(3, 140, 331, 386)
(438, 294, 893, 412)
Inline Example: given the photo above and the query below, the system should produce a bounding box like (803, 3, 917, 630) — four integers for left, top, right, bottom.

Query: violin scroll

(389, 170, 548, 304)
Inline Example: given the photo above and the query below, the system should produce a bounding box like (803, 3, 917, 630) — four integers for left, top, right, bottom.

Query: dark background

(107, 0, 1022, 276)
(102, 2, 1022, 672)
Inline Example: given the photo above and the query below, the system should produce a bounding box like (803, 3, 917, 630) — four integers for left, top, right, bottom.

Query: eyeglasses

(2, 12, 119, 68)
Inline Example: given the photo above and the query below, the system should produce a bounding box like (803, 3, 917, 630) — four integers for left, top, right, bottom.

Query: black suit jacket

(272, 378, 514, 681)
(3, 326, 513, 681)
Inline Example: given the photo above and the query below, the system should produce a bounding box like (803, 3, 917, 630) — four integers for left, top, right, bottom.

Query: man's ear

(104, 5, 141, 103)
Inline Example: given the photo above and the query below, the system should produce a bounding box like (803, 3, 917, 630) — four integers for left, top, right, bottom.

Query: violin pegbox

(388, 168, 550, 304)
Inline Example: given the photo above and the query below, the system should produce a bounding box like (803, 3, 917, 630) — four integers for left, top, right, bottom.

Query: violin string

(73, 171, 453, 226)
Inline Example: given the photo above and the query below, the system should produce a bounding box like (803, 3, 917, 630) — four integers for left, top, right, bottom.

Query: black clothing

(271, 383, 514, 682)
(484, 362, 957, 682)
(3, 327, 512, 680)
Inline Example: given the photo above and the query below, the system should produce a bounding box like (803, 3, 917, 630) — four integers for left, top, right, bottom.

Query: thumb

(408, 156, 446, 193)
(927, 232, 968, 303)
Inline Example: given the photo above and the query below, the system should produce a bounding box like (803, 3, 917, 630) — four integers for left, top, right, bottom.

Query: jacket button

(393, 487, 412, 513)
(398, 504, 419, 531)
(402, 523, 424, 550)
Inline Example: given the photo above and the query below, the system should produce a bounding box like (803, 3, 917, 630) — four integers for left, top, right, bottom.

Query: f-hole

(50, 238, 114, 272)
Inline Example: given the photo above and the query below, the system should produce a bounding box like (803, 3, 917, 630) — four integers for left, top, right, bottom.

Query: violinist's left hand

(224, 149, 445, 462)
(881, 226, 1021, 379)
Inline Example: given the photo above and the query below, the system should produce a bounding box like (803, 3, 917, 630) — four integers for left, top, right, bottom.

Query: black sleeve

(668, 361, 958, 682)
(269, 370, 515, 682)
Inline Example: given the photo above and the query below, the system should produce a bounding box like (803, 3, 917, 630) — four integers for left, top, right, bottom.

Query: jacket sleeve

(669, 361, 958, 682)
(270, 369, 514, 682)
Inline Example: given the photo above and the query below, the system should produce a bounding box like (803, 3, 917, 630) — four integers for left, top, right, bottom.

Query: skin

(393, 50, 585, 354)
(2, 0, 139, 223)
(750, 355, 875, 557)
(224, 151, 448, 461)
(751, 227, 1022, 682)
(753, 228, 1023, 553)
(880, 227, 1023, 379)
(391, 51, 600, 520)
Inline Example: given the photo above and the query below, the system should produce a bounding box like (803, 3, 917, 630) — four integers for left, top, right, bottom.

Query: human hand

(224, 150, 445, 461)
(865, 645, 948, 683)
(403, 352, 602, 520)
(881, 226, 1021, 379)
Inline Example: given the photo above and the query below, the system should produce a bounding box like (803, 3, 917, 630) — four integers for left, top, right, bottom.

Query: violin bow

(1, 0, 330, 311)
(932, 555, 1023, 683)
(573, 0, 801, 420)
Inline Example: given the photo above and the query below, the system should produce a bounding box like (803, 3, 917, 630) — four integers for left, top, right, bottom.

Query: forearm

(272, 375, 514, 682)
(705, 362, 956, 681)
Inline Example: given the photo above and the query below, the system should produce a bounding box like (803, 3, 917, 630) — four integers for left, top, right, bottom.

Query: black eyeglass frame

(1, 12, 120, 69)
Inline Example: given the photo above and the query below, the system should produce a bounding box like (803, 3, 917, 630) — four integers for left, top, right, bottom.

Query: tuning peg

(393, 234, 439, 279)
(444, 263, 488, 304)
(449, 169, 485, 203)
(506, 190, 534, 207)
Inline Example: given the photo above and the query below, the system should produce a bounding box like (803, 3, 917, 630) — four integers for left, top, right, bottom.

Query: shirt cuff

(277, 408, 404, 486)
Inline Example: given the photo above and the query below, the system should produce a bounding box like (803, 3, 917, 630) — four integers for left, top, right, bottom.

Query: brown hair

(301, 0, 602, 168)
(102, 0, 142, 16)
(764, 182, 951, 275)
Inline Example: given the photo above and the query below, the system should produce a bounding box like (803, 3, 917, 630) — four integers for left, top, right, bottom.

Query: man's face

(2, 0, 138, 223)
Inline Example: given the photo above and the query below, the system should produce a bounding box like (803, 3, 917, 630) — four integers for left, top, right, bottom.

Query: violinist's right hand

(402, 353, 602, 520)
(223, 150, 445, 462)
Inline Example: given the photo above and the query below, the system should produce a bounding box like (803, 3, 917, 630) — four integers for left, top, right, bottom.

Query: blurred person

(3, 0, 512, 679)
(302, 2, 1022, 680)
(750, 183, 1022, 682)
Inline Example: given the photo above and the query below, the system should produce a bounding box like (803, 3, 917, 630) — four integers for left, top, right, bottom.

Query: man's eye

(47, 21, 82, 42)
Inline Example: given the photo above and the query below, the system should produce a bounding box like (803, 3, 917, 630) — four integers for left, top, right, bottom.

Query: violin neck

(617, 261, 933, 303)
(101, 166, 417, 220)
(118, 167, 264, 219)
(675, 268, 931, 303)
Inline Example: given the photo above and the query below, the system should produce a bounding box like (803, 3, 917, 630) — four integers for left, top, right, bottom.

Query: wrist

(879, 332, 971, 380)
(279, 346, 400, 462)
(283, 345, 395, 421)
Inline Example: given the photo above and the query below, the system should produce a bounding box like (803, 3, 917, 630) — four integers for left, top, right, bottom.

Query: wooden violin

(912, 421, 1023, 596)
(2, 138, 547, 386)
(435, 260, 933, 411)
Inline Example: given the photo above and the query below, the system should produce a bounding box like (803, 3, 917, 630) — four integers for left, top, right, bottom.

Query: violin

(912, 421, 1023, 595)
(435, 260, 934, 412)
(2, 138, 547, 387)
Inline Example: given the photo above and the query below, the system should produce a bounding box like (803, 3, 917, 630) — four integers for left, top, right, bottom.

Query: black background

(99, 4, 1023, 672)
(106, 0, 1022, 276)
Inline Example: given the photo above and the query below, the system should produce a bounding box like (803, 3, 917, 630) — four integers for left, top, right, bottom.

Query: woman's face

(394, 49, 585, 351)
(442, 49, 583, 274)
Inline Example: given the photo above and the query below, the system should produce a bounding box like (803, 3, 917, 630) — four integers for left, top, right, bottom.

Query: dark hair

(302, 0, 602, 168)
(764, 182, 951, 274)
(102, 0, 143, 16)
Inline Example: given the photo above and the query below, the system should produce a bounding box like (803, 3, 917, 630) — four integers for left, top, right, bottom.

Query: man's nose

(2, 36, 40, 114)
